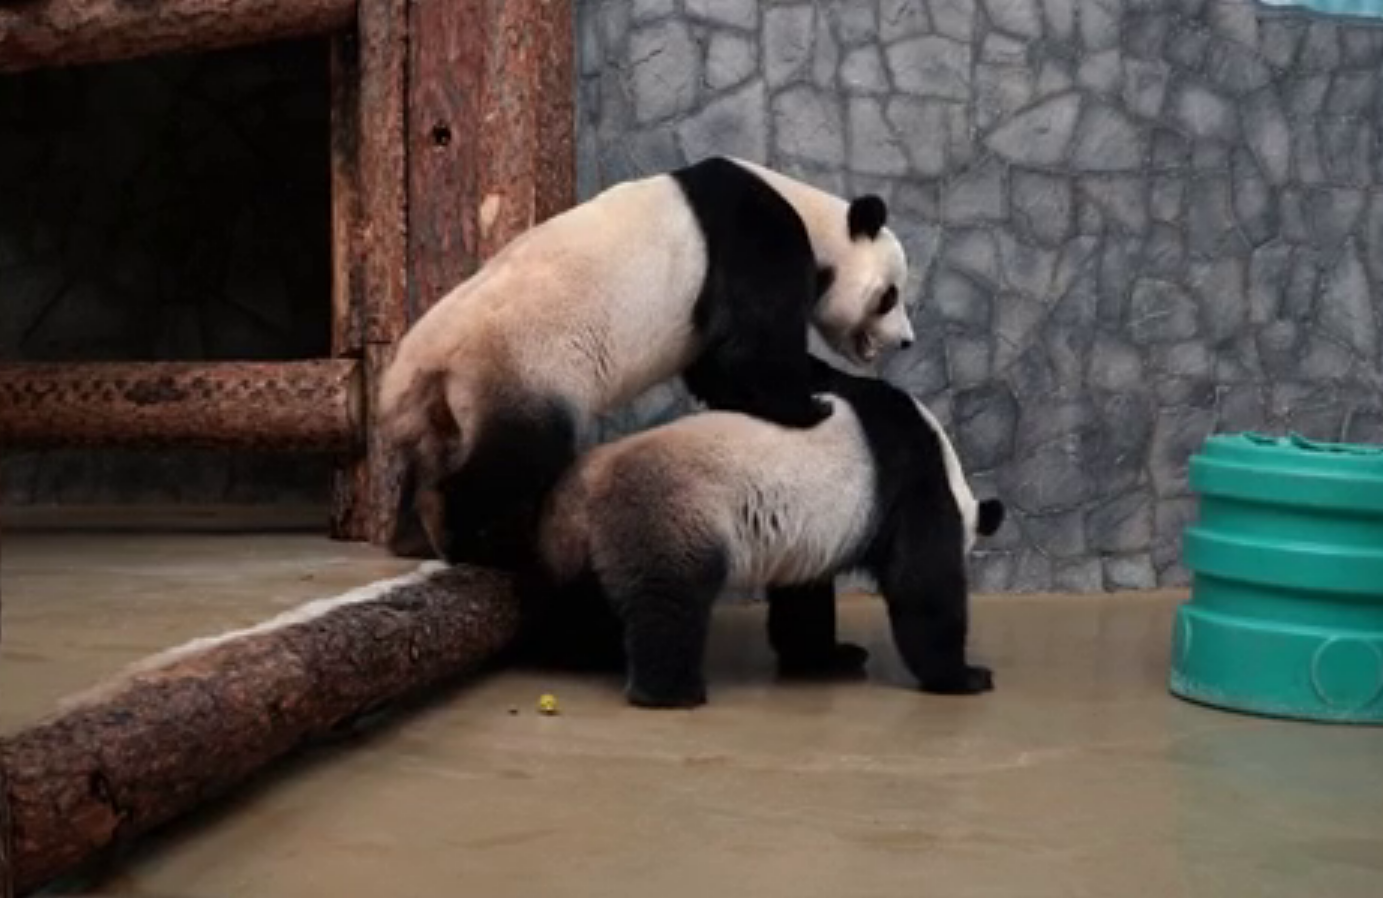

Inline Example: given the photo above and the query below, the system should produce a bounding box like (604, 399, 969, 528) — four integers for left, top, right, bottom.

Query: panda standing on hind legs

(377, 156, 914, 571)
(533, 356, 1007, 709)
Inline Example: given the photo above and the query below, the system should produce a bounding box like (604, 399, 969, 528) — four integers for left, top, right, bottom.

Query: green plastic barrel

(1170, 432, 1383, 725)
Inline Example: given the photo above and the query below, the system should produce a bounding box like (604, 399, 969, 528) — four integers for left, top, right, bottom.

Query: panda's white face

(815, 227, 913, 366)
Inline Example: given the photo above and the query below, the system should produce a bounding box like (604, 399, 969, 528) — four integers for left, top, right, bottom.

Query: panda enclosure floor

(3, 520, 1383, 898)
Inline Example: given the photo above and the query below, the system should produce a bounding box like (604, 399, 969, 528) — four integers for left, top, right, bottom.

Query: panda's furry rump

(379, 368, 457, 482)
(382, 366, 581, 569)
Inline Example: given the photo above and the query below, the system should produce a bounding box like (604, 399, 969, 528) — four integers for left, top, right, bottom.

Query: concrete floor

(3, 529, 1383, 898)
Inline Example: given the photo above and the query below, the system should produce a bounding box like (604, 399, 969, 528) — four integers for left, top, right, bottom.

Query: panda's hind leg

(616, 569, 721, 709)
(602, 535, 727, 709)
(512, 566, 627, 673)
(878, 509, 993, 696)
(437, 397, 579, 571)
(767, 581, 869, 680)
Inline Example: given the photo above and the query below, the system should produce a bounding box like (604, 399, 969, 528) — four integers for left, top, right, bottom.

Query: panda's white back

(721, 402, 878, 588)
(397, 173, 710, 413)
(582, 397, 878, 590)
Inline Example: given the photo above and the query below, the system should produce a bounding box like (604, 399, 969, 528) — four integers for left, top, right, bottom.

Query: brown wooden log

(330, 31, 364, 359)
(375, 0, 575, 554)
(0, 563, 519, 896)
(0, 361, 362, 453)
(476, 0, 576, 263)
(1, 763, 11, 898)
(328, 0, 408, 542)
(334, 0, 574, 547)
(328, 28, 368, 538)
(0, 0, 356, 73)
(406, 0, 575, 317)
(1, 471, 11, 898)
(331, 346, 403, 543)
(359, 0, 408, 344)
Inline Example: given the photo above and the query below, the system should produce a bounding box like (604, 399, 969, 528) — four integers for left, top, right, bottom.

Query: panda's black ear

(847, 195, 888, 240)
(977, 499, 1005, 537)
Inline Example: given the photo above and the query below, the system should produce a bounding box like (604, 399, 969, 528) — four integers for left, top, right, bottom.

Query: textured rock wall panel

(578, 0, 1383, 591)
(0, 39, 333, 506)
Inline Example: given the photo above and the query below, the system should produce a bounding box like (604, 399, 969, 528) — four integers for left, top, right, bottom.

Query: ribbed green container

(1170, 432, 1383, 724)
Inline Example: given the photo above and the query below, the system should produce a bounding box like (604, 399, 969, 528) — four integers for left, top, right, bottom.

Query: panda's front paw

(778, 642, 870, 680)
(795, 395, 834, 427)
(919, 664, 994, 696)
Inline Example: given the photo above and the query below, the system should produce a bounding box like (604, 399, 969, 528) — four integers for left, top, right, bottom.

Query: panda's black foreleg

(607, 552, 726, 709)
(684, 269, 833, 429)
(878, 514, 993, 696)
(684, 334, 831, 429)
(767, 581, 869, 679)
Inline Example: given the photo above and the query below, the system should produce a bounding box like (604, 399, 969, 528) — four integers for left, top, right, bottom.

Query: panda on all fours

(377, 156, 915, 570)
(529, 356, 1007, 710)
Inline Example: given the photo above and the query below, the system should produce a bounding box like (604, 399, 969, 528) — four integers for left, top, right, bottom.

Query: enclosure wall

(577, 0, 1383, 591)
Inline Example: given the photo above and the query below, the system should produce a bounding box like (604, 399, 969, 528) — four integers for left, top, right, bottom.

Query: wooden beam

(0, 0, 356, 73)
(0, 361, 361, 453)
(331, 346, 405, 543)
(330, 30, 365, 359)
(334, 0, 576, 548)
(406, 0, 576, 317)
(328, 28, 369, 538)
(328, 0, 408, 544)
(369, 0, 574, 553)
(358, 0, 408, 344)
(1, 472, 12, 898)
(477, 0, 576, 261)
(1, 759, 11, 898)
(0, 563, 519, 896)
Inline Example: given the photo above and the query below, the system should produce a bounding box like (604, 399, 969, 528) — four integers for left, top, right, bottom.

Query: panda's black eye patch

(877, 286, 899, 315)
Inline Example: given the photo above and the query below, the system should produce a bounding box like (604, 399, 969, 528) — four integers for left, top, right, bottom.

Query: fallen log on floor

(1, 721, 11, 898)
(0, 562, 519, 896)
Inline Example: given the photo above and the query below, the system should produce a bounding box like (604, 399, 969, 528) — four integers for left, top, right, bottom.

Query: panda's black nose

(901, 338, 914, 349)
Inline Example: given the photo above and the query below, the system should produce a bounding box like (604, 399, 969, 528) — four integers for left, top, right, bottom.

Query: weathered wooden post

(0, 0, 576, 891)
(0, 0, 575, 549)
(327, 0, 575, 548)
(2, 471, 13, 898)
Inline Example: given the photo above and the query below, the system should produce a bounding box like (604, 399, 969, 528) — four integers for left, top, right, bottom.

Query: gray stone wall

(0, 40, 334, 507)
(578, 0, 1383, 591)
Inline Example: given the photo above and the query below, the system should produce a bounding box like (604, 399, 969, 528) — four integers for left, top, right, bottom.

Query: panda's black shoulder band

(847, 195, 888, 241)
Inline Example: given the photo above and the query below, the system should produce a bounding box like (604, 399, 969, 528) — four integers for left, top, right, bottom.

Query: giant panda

(378, 156, 913, 569)
(531, 356, 1006, 709)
